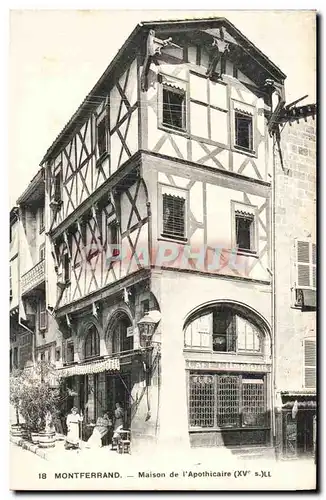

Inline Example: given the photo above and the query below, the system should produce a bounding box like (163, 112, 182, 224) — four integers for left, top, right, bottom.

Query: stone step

(229, 446, 276, 460)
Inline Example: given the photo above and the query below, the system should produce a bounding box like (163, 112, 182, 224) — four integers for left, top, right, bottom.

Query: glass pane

(189, 374, 214, 428)
(162, 194, 185, 239)
(216, 375, 240, 427)
(213, 335, 226, 352)
(163, 87, 185, 130)
(242, 378, 266, 427)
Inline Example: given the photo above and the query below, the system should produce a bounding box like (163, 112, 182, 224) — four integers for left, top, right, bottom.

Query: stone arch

(105, 306, 134, 355)
(76, 317, 103, 361)
(183, 299, 271, 355)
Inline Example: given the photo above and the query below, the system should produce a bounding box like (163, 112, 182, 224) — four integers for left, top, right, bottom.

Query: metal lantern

(137, 310, 161, 347)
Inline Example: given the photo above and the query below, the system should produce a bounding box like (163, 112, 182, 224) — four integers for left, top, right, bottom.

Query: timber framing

(49, 151, 142, 240)
(40, 17, 285, 167)
(55, 267, 150, 317)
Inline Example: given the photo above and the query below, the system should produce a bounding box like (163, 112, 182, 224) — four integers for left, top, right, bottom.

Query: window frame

(184, 308, 263, 356)
(84, 325, 100, 360)
(231, 200, 258, 255)
(158, 183, 189, 243)
(158, 73, 188, 135)
(52, 171, 63, 203)
(188, 371, 267, 431)
(231, 100, 257, 157)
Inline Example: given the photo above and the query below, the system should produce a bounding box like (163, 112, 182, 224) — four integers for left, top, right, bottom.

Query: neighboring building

(273, 104, 317, 458)
(9, 207, 22, 371)
(9, 17, 316, 459)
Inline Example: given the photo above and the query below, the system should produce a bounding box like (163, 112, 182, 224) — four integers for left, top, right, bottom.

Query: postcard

(9, 9, 317, 491)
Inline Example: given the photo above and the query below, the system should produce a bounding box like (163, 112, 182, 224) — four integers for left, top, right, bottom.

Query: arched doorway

(183, 302, 271, 448)
(106, 311, 133, 428)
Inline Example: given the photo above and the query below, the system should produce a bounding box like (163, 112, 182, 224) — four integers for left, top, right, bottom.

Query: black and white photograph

(8, 9, 317, 491)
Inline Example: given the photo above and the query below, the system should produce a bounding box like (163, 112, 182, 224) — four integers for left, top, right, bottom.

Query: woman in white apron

(65, 407, 83, 450)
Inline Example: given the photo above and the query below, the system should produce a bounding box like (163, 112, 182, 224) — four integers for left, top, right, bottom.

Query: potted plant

(9, 369, 27, 437)
(17, 361, 61, 447)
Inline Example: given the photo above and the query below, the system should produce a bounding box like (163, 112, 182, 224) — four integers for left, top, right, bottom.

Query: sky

(8, 9, 316, 208)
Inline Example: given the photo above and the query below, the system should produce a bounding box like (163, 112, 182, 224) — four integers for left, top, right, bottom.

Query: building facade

(273, 104, 317, 458)
(9, 17, 316, 458)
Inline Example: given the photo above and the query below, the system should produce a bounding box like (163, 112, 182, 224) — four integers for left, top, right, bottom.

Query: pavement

(10, 432, 317, 491)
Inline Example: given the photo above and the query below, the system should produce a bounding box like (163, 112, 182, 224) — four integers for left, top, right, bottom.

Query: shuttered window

(304, 339, 316, 389)
(161, 187, 187, 241)
(296, 241, 316, 288)
(39, 299, 47, 331)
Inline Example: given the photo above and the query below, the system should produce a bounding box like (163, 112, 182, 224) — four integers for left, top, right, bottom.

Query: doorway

(106, 372, 131, 427)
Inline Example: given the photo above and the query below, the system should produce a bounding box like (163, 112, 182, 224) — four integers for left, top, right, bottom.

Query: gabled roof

(40, 17, 286, 165)
(16, 167, 44, 206)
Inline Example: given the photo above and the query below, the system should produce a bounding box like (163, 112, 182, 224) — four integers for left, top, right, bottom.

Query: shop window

(304, 339, 316, 389)
(84, 325, 100, 359)
(189, 373, 266, 430)
(162, 85, 186, 131)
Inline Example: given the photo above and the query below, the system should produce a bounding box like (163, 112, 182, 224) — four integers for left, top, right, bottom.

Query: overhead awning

(58, 358, 120, 378)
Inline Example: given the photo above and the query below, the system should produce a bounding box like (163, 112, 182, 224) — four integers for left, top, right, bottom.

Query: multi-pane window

(162, 85, 186, 131)
(185, 308, 262, 354)
(84, 325, 100, 359)
(304, 339, 316, 389)
(235, 212, 256, 252)
(189, 373, 266, 429)
(296, 241, 316, 288)
(161, 186, 187, 241)
(235, 112, 253, 151)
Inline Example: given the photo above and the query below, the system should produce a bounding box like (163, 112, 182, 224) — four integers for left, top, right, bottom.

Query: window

(141, 299, 150, 316)
(84, 325, 100, 359)
(112, 317, 133, 354)
(232, 101, 255, 153)
(162, 84, 186, 131)
(161, 186, 187, 241)
(40, 352, 45, 362)
(189, 373, 266, 429)
(53, 172, 62, 203)
(39, 300, 47, 331)
(296, 241, 316, 289)
(66, 342, 75, 364)
(232, 202, 257, 254)
(235, 112, 253, 151)
(63, 253, 70, 283)
(185, 306, 262, 354)
(55, 348, 61, 362)
(39, 244, 45, 262)
(97, 117, 108, 158)
(39, 207, 45, 233)
(304, 339, 316, 389)
(13, 347, 18, 369)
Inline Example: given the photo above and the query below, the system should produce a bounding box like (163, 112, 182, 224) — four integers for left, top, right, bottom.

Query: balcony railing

(21, 259, 45, 295)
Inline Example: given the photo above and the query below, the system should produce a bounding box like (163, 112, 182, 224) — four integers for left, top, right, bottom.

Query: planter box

(10, 424, 23, 437)
(38, 431, 56, 449)
(31, 432, 41, 444)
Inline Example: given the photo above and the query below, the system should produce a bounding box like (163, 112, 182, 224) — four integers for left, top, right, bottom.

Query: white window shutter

(304, 339, 316, 389)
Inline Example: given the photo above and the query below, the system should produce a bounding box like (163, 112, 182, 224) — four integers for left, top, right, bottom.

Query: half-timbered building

(34, 17, 309, 455)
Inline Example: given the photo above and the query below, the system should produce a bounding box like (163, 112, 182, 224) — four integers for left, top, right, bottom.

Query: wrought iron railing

(21, 259, 45, 294)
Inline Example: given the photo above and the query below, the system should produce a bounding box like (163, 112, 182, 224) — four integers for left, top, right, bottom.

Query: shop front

(183, 301, 272, 450)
